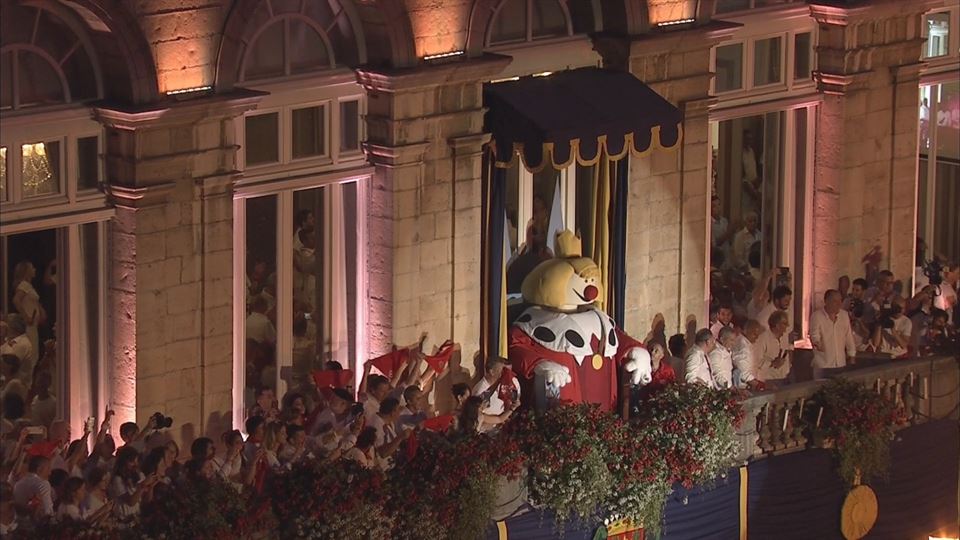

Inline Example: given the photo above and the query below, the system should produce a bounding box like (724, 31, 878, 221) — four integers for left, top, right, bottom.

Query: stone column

(810, 0, 932, 297)
(97, 92, 260, 444)
(595, 22, 736, 337)
(357, 56, 509, 375)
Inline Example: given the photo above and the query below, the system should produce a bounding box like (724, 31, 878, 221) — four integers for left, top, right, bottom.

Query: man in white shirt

(933, 263, 958, 325)
(245, 296, 276, 345)
(1, 315, 35, 389)
(710, 304, 734, 339)
(741, 130, 762, 216)
(708, 327, 737, 389)
(363, 374, 392, 424)
(756, 311, 792, 385)
(871, 301, 912, 358)
(809, 289, 857, 379)
(13, 455, 54, 517)
(685, 329, 717, 389)
(732, 320, 765, 390)
(369, 398, 411, 470)
(750, 286, 793, 334)
(731, 212, 760, 272)
(473, 356, 521, 418)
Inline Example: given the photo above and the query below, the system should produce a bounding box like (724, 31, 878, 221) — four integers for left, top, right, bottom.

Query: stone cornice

(93, 89, 266, 130)
(355, 54, 512, 94)
(809, 0, 943, 26)
(106, 182, 177, 209)
(448, 133, 491, 152)
(363, 141, 431, 167)
(592, 20, 741, 67)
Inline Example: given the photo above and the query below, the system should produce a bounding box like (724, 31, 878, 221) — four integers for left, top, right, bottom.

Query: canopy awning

(484, 67, 683, 172)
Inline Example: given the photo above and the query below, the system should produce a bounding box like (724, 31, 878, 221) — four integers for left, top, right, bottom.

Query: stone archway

(55, 0, 161, 104)
(216, 0, 417, 91)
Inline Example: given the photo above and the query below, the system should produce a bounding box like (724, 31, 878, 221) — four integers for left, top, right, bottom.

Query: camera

(923, 259, 943, 287)
(849, 298, 866, 319)
(150, 412, 173, 430)
(877, 304, 901, 330)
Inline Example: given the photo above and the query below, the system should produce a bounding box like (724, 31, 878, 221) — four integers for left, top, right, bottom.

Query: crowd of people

(0, 336, 526, 534)
(681, 257, 959, 393)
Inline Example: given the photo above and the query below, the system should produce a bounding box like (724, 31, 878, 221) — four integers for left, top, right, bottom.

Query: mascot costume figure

(509, 230, 652, 412)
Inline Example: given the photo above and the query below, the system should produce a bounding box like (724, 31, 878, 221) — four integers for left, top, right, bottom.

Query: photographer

(867, 299, 911, 358)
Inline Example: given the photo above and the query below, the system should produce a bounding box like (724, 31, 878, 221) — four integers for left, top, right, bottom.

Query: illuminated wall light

(422, 50, 464, 61)
(490, 76, 520, 83)
(657, 18, 696, 27)
(165, 85, 213, 96)
(532, 71, 553, 77)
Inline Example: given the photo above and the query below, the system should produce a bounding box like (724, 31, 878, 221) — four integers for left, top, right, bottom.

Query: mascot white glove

(533, 361, 572, 388)
(623, 347, 653, 386)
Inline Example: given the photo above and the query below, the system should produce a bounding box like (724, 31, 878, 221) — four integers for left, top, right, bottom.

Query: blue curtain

(608, 157, 629, 325)
(483, 153, 507, 359)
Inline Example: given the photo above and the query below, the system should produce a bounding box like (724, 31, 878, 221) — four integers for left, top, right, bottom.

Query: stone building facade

(0, 0, 956, 443)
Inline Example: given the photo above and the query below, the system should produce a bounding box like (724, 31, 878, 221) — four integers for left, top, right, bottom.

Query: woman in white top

(57, 477, 86, 521)
(345, 426, 377, 469)
(11, 261, 44, 355)
(214, 430, 246, 486)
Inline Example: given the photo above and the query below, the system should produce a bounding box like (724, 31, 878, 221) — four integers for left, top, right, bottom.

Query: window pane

(531, 0, 567, 39)
(2, 227, 59, 420)
(289, 19, 329, 73)
(715, 43, 743, 92)
(1, 51, 12, 110)
(490, 0, 527, 44)
(920, 85, 933, 153)
(532, 168, 559, 255)
(925, 12, 950, 58)
(76, 222, 102, 432)
(754, 37, 782, 87)
(293, 189, 321, 391)
(245, 195, 278, 413)
(504, 160, 521, 290)
(245, 113, 279, 166)
(0, 147, 7, 202)
(710, 114, 789, 331)
(18, 51, 65, 107)
(794, 32, 812, 81)
(244, 20, 285, 80)
(936, 81, 959, 161)
(77, 136, 99, 191)
(575, 164, 596, 257)
(291, 106, 326, 159)
(21, 140, 60, 198)
(714, 0, 750, 13)
(340, 100, 360, 152)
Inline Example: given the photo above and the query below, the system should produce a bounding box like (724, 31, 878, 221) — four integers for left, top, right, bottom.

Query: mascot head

(521, 231, 602, 312)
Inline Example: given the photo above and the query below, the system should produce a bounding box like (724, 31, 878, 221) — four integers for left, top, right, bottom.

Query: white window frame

(710, 5, 817, 103)
(709, 98, 821, 341)
(513, 164, 577, 242)
(0, 106, 109, 230)
(232, 70, 370, 431)
(485, 0, 575, 48)
(236, 71, 367, 185)
(0, 217, 110, 442)
(922, 8, 958, 61)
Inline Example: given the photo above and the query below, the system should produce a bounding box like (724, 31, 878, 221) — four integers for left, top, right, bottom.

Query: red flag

(369, 348, 409, 378)
(27, 441, 57, 458)
(424, 341, 456, 373)
(498, 367, 518, 409)
(422, 414, 455, 432)
(312, 369, 354, 389)
(405, 430, 419, 462)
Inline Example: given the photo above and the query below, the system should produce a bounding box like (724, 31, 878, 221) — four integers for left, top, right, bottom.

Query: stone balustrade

(734, 355, 960, 463)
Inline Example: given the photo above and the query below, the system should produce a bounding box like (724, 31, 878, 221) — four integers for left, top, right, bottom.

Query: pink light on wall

(647, 0, 697, 26)
(406, 0, 469, 58)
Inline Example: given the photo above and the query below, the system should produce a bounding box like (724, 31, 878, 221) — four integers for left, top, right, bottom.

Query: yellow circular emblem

(591, 354, 604, 370)
(840, 485, 878, 539)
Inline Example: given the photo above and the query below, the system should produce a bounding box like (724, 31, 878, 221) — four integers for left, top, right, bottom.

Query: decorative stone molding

(106, 182, 177, 209)
(363, 141, 431, 167)
(356, 53, 511, 95)
(93, 89, 265, 131)
(809, 0, 941, 27)
(448, 133, 491, 156)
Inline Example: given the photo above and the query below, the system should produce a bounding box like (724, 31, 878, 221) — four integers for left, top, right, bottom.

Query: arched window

(488, 0, 572, 46)
(0, 4, 101, 110)
(241, 16, 335, 82)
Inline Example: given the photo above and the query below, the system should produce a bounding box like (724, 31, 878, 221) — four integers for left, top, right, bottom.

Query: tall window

(234, 11, 369, 425)
(709, 107, 814, 336)
(1, 2, 109, 436)
(924, 12, 952, 59)
(487, 0, 572, 46)
(918, 81, 960, 264)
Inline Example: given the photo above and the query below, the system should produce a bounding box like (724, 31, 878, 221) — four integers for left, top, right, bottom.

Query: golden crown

(555, 230, 583, 258)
